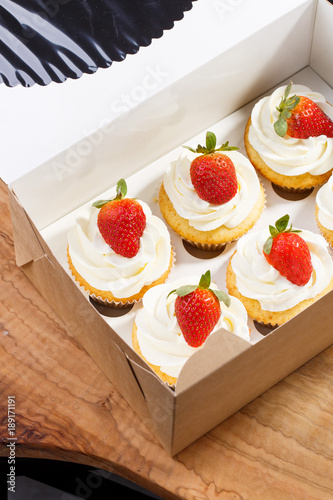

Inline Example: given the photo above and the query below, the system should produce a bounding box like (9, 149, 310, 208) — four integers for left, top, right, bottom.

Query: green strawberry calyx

(263, 214, 301, 255)
(274, 82, 300, 137)
(167, 270, 231, 307)
(183, 131, 238, 155)
(92, 179, 127, 209)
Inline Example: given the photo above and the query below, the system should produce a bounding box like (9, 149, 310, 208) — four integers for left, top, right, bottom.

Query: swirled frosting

(163, 150, 260, 231)
(248, 84, 333, 176)
(231, 228, 333, 312)
(135, 277, 250, 378)
(67, 200, 171, 299)
(316, 174, 333, 230)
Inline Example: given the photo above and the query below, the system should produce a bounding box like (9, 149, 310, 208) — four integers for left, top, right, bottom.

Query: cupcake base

(244, 118, 332, 190)
(67, 247, 174, 306)
(159, 182, 266, 248)
(226, 255, 333, 326)
(132, 323, 177, 386)
(315, 204, 333, 248)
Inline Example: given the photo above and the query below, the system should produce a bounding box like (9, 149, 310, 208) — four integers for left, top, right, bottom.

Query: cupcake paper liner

(253, 319, 280, 332)
(69, 244, 176, 308)
(272, 183, 314, 194)
(182, 239, 228, 252)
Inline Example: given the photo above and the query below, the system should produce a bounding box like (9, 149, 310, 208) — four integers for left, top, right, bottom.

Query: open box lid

(8, 0, 321, 232)
(2, 0, 319, 186)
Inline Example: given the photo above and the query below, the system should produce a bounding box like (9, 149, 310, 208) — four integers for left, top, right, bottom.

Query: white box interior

(10, 0, 321, 230)
(38, 66, 333, 380)
(8, 0, 333, 390)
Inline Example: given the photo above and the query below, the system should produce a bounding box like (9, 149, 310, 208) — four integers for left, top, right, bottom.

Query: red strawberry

(263, 214, 313, 286)
(274, 82, 333, 139)
(184, 131, 238, 205)
(93, 179, 146, 258)
(169, 271, 231, 347)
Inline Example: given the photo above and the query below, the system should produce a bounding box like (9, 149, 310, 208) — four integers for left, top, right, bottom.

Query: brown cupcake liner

(90, 293, 139, 308)
(253, 319, 280, 335)
(272, 183, 314, 194)
(254, 319, 280, 328)
(182, 238, 228, 252)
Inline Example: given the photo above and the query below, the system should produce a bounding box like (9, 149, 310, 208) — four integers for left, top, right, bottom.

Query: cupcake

(226, 214, 333, 326)
(244, 82, 333, 191)
(159, 131, 265, 250)
(67, 179, 174, 306)
(132, 270, 251, 385)
(315, 173, 333, 247)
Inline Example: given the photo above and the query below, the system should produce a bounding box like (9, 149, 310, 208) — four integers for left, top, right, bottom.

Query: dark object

(0, 0, 194, 87)
(0, 457, 163, 499)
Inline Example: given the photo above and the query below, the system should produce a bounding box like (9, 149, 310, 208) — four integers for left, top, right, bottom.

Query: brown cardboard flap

(128, 357, 175, 454)
(171, 288, 333, 455)
(176, 329, 251, 394)
(8, 186, 51, 267)
(21, 252, 152, 424)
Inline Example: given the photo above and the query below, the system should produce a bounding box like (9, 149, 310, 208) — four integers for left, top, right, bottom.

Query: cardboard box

(8, 0, 333, 455)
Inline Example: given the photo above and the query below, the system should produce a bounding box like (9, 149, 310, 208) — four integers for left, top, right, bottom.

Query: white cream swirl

(231, 228, 333, 312)
(248, 84, 333, 176)
(316, 174, 333, 230)
(68, 201, 171, 299)
(163, 150, 261, 231)
(135, 277, 250, 378)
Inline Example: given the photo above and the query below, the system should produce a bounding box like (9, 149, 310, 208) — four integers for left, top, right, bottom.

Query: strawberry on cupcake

(226, 214, 333, 326)
(132, 270, 251, 385)
(93, 179, 147, 258)
(67, 179, 174, 306)
(244, 82, 333, 191)
(159, 131, 265, 250)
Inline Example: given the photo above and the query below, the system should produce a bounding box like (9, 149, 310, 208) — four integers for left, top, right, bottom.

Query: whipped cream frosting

(135, 277, 250, 378)
(163, 150, 261, 231)
(248, 84, 333, 176)
(68, 200, 171, 299)
(316, 174, 333, 230)
(231, 228, 333, 312)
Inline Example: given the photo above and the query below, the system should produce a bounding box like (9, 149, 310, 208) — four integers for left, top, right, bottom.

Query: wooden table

(1, 178, 333, 500)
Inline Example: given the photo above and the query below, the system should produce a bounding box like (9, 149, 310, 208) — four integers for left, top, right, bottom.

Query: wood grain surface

(1, 178, 333, 499)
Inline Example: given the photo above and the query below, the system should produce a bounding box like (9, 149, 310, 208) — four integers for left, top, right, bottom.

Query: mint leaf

(217, 141, 239, 152)
(269, 225, 278, 237)
(275, 214, 290, 233)
(274, 115, 288, 137)
(175, 285, 198, 297)
(212, 289, 231, 307)
(206, 131, 216, 152)
(183, 146, 197, 153)
(199, 270, 211, 289)
(263, 236, 273, 255)
(92, 199, 111, 209)
(116, 179, 127, 199)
